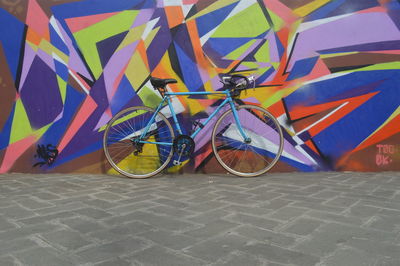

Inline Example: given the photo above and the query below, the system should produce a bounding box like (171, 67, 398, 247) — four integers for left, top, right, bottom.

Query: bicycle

(103, 74, 284, 178)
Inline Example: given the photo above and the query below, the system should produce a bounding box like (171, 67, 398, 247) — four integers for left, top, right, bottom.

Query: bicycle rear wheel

(103, 106, 174, 178)
(212, 105, 283, 177)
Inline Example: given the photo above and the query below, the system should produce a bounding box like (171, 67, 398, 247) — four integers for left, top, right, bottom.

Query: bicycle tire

(103, 106, 174, 178)
(211, 105, 284, 177)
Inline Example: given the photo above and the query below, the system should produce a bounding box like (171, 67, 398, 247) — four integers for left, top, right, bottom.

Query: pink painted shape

(27, 0, 49, 39)
(0, 136, 36, 173)
(65, 12, 119, 33)
(263, 0, 299, 24)
(57, 96, 98, 152)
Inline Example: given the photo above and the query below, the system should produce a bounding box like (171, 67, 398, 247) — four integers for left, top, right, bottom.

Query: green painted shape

(350, 62, 400, 72)
(255, 40, 270, 62)
(73, 10, 138, 79)
(57, 76, 67, 104)
(212, 4, 270, 38)
(269, 10, 284, 31)
(10, 100, 33, 144)
(138, 86, 162, 109)
(225, 39, 256, 60)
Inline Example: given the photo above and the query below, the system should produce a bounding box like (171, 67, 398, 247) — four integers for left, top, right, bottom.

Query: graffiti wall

(0, 0, 399, 175)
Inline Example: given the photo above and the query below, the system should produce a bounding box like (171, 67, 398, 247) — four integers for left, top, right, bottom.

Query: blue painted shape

(256, 66, 275, 83)
(0, 104, 15, 150)
(328, 0, 379, 17)
(206, 37, 254, 57)
(284, 70, 399, 108)
(174, 42, 203, 91)
(38, 84, 85, 147)
(287, 57, 318, 81)
(54, 60, 69, 81)
(51, 0, 145, 19)
(110, 75, 136, 115)
(275, 32, 285, 59)
(304, 0, 346, 22)
(96, 31, 128, 68)
(284, 70, 400, 162)
(196, 2, 238, 37)
(313, 74, 399, 161)
(0, 8, 26, 82)
(49, 24, 69, 56)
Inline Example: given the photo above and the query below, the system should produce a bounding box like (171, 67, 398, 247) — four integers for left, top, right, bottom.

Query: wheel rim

(103, 107, 174, 178)
(212, 105, 284, 177)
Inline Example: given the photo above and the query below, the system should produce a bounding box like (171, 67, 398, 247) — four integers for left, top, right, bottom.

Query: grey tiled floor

(0, 172, 399, 265)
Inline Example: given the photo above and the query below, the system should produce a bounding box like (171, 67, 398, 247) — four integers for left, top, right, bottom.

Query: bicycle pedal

(173, 160, 182, 166)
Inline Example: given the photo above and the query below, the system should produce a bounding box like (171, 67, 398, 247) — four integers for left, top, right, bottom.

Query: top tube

(165, 91, 229, 96)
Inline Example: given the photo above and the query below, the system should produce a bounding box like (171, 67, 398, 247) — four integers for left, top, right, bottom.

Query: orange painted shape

(353, 114, 400, 153)
(304, 139, 319, 155)
(137, 40, 149, 71)
(57, 96, 98, 152)
(65, 12, 119, 33)
(26, 28, 42, 46)
(358, 6, 386, 14)
(27, 0, 50, 40)
(0, 136, 36, 173)
(308, 92, 379, 137)
(165, 6, 184, 29)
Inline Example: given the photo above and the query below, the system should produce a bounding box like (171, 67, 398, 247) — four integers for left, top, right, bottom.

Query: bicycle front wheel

(212, 105, 284, 177)
(103, 106, 174, 178)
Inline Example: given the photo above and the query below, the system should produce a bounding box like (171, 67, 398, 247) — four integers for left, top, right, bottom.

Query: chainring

(173, 135, 195, 157)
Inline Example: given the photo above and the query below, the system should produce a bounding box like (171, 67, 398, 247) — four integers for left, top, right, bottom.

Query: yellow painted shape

(125, 51, 150, 90)
(117, 23, 147, 51)
(294, 0, 332, 17)
(144, 26, 161, 49)
(109, 135, 160, 175)
(9, 100, 33, 144)
(262, 85, 300, 108)
(39, 39, 69, 64)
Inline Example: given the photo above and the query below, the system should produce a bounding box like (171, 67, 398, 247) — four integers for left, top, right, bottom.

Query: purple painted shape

(197, 108, 314, 165)
(19, 44, 36, 91)
(20, 56, 63, 129)
(56, 19, 92, 80)
(132, 8, 155, 27)
(265, 30, 280, 62)
(288, 12, 400, 71)
(103, 41, 139, 100)
(37, 48, 55, 71)
(146, 8, 172, 71)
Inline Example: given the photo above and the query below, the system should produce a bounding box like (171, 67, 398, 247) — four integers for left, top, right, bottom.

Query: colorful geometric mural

(0, 0, 399, 174)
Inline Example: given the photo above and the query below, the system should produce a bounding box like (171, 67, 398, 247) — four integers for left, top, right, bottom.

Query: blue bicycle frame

(138, 89, 250, 146)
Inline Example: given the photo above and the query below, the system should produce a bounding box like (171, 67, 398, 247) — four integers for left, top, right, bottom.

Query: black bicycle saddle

(150, 77, 177, 88)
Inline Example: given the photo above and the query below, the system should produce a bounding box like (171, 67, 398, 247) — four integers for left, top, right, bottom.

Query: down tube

(190, 97, 231, 139)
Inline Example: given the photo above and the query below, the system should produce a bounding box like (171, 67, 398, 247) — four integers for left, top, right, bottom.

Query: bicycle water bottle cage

(150, 77, 177, 96)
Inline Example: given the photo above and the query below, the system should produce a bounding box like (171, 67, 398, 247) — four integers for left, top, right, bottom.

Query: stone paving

(0, 171, 400, 266)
